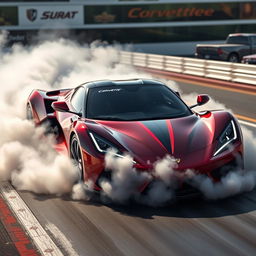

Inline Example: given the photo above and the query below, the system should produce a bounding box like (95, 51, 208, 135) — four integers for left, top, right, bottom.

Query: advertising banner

(84, 2, 256, 24)
(0, 7, 18, 26)
(19, 5, 83, 27)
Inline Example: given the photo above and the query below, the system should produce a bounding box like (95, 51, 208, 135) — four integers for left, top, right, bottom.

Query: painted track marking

(46, 223, 79, 256)
(0, 182, 63, 256)
(235, 114, 256, 124)
(239, 120, 256, 128)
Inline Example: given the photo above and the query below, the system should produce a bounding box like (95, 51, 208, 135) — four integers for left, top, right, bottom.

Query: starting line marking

(0, 182, 63, 256)
(46, 223, 79, 256)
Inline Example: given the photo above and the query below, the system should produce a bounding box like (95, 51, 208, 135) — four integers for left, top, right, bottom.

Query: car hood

(86, 112, 231, 167)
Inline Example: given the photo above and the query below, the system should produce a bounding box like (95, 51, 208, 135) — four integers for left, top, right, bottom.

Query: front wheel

(70, 135, 84, 181)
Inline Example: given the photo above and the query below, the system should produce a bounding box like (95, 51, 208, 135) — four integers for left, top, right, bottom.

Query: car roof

(81, 79, 165, 89)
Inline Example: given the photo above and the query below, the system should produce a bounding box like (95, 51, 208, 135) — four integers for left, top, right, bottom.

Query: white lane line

(46, 223, 79, 256)
(239, 120, 256, 128)
(0, 181, 63, 256)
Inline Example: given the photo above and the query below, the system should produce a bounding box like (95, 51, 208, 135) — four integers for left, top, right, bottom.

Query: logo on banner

(21, 6, 83, 26)
(27, 9, 37, 22)
(94, 12, 115, 23)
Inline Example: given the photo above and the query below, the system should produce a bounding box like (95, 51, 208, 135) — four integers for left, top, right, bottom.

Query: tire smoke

(0, 118, 78, 194)
(99, 150, 151, 203)
(189, 126, 256, 200)
(0, 33, 146, 196)
(97, 127, 256, 206)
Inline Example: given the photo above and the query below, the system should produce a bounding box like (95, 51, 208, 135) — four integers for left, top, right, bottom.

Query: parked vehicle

(242, 54, 256, 64)
(195, 33, 256, 63)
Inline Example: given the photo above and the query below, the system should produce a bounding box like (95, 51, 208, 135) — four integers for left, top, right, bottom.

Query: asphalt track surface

(170, 77, 256, 122)
(1, 74, 256, 256)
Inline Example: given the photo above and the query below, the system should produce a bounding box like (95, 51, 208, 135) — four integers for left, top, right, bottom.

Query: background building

(1, 0, 256, 55)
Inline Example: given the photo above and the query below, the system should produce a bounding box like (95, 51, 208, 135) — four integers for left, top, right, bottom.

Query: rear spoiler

(46, 88, 71, 97)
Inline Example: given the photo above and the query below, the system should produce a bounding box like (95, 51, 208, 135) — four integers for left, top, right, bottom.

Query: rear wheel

(70, 135, 84, 181)
(228, 53, 239, 63)
(26, 104, 33, 120)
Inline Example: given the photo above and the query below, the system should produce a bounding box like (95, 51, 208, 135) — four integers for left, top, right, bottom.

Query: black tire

(228, 53, 239, 63)
(70, 135, 84, 181)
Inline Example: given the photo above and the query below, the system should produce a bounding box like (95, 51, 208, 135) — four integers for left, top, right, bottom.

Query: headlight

(89, 132, 118, 153)
(213, 120, 237, 157)
(89, 131, 127, 158)
(89, 132, 137, 163)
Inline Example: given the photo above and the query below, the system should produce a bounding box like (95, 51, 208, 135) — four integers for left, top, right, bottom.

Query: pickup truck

(195, 33, 256, 63)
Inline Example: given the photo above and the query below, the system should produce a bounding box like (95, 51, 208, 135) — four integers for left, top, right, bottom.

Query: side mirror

(52, 101, 70, 112)
(190, 94, 210, 109)
(197, 94, 210, 106)
(51, 101, 82, 117)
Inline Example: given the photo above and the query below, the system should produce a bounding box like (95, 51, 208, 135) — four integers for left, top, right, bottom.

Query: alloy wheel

(70, 136, 84, 181)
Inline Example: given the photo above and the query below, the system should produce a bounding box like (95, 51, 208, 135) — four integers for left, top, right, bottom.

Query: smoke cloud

(190, 126, 256, 200)
(0, 32, 147, 196)
(0, 32, 255, 206)
(0, 118, 78, 194)
(99, 150, 151, 203)
(95, 127, 256, 206)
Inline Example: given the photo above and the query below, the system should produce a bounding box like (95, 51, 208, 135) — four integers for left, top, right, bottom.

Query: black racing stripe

(141, 120, 171, 152)
(188, 121, 209, 152)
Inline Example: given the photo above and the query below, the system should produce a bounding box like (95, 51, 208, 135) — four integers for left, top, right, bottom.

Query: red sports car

(27, 79, 243, 194)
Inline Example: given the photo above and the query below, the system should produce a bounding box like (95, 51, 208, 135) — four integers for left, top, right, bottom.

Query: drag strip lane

(5, 117, 256, 256)
(1, 72, 256, 255)
(15, 180, 256, 256)
(1, 122, 255, 256)
(0, 182, 63, 256)
(172, 79, 256, 121)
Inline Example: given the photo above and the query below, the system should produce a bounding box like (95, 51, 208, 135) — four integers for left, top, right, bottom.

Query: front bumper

(140, 140, 243, 194)
(83, 138, 243, 194)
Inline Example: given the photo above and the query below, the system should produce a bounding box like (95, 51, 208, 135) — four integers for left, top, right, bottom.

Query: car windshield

(226, 36, 249, 45)
(87, 84, 192, 121)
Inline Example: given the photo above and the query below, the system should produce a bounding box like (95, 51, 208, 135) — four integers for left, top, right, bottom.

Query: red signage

(128, 7, 215, 19)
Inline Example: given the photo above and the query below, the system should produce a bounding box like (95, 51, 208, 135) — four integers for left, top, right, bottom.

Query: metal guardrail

(120, 51, 256, 86)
